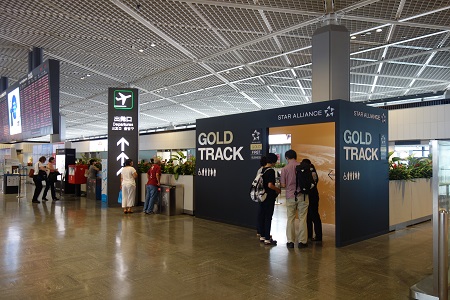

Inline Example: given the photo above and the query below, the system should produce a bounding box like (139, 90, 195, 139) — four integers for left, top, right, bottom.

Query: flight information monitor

(0, 59, 60, 142)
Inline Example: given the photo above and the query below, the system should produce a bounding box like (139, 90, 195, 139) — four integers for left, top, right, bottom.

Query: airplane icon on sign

(114, 90, 134, 109)
(115, 93, 131, 106)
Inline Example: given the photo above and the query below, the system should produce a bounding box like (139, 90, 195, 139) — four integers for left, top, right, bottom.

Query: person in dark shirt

(258, 153, 281, 246)
(304, 160, 322, 242)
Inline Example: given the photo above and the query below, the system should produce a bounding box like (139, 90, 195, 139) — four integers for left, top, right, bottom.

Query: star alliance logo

(325, 106, 335, 117)
(252, 129, 260, 141)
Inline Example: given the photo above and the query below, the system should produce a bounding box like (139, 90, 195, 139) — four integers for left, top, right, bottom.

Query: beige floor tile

(0, 183, 434, 299)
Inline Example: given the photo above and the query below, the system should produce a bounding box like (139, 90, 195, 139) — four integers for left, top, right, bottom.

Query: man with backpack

(257, 153, 281, 246)
(280, 150, 311, 249)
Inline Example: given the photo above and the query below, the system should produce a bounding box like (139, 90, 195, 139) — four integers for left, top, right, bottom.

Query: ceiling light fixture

(150, 43, 156, 47)
(351, 36, 356, 39)
(139, 49, 144, 52)
(376, 28, 383, 33)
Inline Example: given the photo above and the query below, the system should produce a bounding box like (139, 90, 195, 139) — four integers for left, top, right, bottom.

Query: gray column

(0, 77, 8, 92)
(312, 22, 350, 102)
(28, 47, 43, 72)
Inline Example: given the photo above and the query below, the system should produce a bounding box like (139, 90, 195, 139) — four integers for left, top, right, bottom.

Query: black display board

(107, 88, 139, 207)
(55, 148, 76, 194)
(195, 99, 388, 247)
(0, 59, 60, 142)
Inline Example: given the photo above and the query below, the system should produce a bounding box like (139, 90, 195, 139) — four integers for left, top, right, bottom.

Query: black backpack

(294, 161, 315, 200)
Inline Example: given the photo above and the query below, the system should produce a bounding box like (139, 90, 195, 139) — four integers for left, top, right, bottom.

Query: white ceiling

(1, 0, 450, 141)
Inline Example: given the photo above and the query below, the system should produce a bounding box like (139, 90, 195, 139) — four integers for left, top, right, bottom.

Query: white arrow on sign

(116, 167, 124, 176)
(117, 137, 129, 151)
(117, 152, 129, 169)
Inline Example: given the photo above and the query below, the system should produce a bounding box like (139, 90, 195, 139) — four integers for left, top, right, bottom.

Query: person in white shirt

(32, 156, 47, 203)
(120, 159, 138, 214)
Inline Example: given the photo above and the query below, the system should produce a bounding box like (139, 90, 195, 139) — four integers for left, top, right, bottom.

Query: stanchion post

(438, 209, 448, 300)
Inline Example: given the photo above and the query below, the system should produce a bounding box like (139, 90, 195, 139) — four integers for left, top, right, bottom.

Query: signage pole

(107, 88, 139, 207)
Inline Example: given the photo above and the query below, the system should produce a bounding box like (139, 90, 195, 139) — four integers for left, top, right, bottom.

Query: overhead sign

(107, 88, 139, 207)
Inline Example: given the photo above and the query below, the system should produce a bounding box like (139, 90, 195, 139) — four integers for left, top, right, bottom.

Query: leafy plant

(389, 151, 432, 180)
(274, 162, 286, 168)
(137, 160, 152, 173)
(76, 155, 102, 170)
(138, 154, 196, 180)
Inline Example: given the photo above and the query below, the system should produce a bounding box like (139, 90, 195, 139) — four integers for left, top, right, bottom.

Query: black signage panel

(336, 101, 389, 246)
(195, 101, 339, 228)
(0, 59, 59, 142)
(107, 88, 139, 207)
(195, 99, 388, 247)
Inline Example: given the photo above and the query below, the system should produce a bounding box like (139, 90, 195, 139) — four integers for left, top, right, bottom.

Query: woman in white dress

(120, 159, 138, 214)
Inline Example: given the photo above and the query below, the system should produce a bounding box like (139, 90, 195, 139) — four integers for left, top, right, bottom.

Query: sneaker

(264, 239, 277, 246)
(286, 242, 294, 248)
(298, 242, 308, 248)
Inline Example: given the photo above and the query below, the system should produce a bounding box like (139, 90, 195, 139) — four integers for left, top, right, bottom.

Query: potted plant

(389, 151, 432, 230)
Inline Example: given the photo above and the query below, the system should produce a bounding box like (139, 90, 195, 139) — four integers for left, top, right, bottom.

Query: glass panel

(438, 141, 450, 211)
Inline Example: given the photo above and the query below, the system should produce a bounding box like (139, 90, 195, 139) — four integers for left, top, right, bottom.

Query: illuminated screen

(0, 59, 59, 142)
(7, 87, 22, 135)
(0, 95, 9, 138)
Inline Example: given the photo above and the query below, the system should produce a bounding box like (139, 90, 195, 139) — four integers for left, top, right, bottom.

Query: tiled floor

(0, 183, 432, 299)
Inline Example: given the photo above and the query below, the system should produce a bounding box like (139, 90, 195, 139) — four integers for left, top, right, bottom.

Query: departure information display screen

(0, 59, 59, 142)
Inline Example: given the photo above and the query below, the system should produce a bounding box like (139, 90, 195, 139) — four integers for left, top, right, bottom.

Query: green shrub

(389, 152, 432, 180)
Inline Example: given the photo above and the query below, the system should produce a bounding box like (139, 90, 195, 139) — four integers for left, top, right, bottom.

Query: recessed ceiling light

(376, 28, 383, 33)
(238, 67, 244, 70)
(86, 74, 91, 77)
(150, 43, 156, 47)
(139, 49, 144, 52)
(351, 36, 356, 39)
(226, 71, 230, 74)
(81, 77, 85, 80)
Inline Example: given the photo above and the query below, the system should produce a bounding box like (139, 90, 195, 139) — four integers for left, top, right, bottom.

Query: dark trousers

(307, 196, 322, 239)
(258, 197, 276, 240)
(32, 176, 43, 201)
(256, 204, 263, 235)
(43, 180, 56, 199)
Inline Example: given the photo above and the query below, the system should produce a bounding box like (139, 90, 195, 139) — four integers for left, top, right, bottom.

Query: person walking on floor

(304, 159, 322, 242)
(32, 156, 47, 204)
(42, 157, 60, 201)
(120, 159, 138, 214)
(280, 150, 309, 249)
(258, 153, 281, 246)
(143, 157, 161, 215)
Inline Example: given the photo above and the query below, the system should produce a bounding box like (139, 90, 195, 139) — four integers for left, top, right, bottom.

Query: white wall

(388, 104, 450, 141)
(69, 130, 196, 153)
(139, 130, 196, 150)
